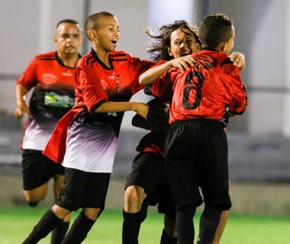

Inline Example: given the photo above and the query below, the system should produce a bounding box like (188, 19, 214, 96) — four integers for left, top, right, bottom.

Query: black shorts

(165, 119, 232, 211)
(125, 152, 176, 218)
(56, 168, 110, 211)
(22, 149, 65, 190)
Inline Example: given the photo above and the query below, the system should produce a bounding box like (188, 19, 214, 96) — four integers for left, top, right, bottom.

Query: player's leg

(176, 203, 197, 244)
(122, 152, 162, 244)
(22, 149, 53, 206)
(197, 125, 231, 244)
(22, 168, 87, 243)
(158, 174, 177, 244)
(197, 204, 223, 244)
(212, 210, 229, 244)
(23, 204, 70, 244)
(23, 184, 49, 206)
(123, 185, 148, 244)
(62, 172, 110, 243)
(160, 214, 177, 244)
(212, 181, 232, 244)
(62, 207, 102, 244)
(51, 172, 71, 244)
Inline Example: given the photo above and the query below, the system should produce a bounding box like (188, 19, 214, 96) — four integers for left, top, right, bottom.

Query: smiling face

(91, 16, 120, 52)
(168, 28, 200, 58)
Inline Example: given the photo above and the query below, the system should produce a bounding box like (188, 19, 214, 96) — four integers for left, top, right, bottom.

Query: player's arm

(14, 84, 31, 119)
(94, 101, 149, 119)
(139, 55, 195, 86)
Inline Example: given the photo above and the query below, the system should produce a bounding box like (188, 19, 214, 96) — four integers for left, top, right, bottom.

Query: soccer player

(22, 11, 153, 244)
(14, 19, 83, 243)
(122, 20, 199, 244)
(141, 13, 247, 243)
(138, 19, 245, 244)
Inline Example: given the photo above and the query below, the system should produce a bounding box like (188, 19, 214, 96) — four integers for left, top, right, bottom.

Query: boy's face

(223, 25, 235, 54)
(168, 29, 200, 58)
(93, 16, 120, 52)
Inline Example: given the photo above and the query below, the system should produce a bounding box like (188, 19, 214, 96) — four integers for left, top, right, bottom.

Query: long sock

(122, 203, 148, 244)
(175, 204, 196, 244)
(160, 229, 177, 244)
(50, 221, 70, 244)
(23, 209, 63, 244)
(197, 205, 222, 244)
(61, 211, 95, 244)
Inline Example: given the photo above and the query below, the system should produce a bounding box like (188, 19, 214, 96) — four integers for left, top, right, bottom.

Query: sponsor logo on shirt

(62, 71, 73, 77)
(42, 73, 58, 84)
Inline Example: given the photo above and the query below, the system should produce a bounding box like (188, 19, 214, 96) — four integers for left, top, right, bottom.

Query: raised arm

(139, 55, 195, 86)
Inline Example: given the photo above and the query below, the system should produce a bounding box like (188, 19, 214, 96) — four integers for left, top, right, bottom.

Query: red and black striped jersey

(17, 51, 80, 150)
(151, 50, 247, 126)
(73, 49, 153, 113)
(44, 49, 154, 163)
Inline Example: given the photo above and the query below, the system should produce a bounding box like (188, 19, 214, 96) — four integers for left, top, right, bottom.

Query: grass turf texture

(1, 206, 290, 243)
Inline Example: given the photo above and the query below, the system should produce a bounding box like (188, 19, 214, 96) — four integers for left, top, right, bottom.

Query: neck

(92, 47, 111, 68)
(58, 52, 79, 68)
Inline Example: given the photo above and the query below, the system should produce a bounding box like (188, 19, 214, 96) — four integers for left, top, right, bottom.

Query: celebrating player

(140, 13, 247, 243)
(22, 11, 154, 244)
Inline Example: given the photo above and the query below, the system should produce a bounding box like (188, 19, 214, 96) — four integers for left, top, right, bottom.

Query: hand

(229, 52, 245, 69)
(132, 102, 149, 119)
(14, 104, 31, 119)
(170, 55, 196, 72)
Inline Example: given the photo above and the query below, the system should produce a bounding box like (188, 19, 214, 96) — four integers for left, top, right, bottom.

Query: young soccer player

(122, 20, 199, 244)
(22, 11, 153, 244)
(141, 13, 247, 244)
(139, 19, 245, 244)
(14, 19, 83, 243)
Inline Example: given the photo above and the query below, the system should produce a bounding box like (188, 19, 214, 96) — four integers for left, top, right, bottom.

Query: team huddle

(15, 11, 247, 244)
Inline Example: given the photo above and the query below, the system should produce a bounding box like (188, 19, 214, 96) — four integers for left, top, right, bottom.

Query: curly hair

(145, 20, 200, 62)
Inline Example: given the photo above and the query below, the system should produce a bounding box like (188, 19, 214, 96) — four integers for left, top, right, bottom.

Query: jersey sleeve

(149, 61, 178, 101)
(128, 55, 154, 94)
(16, 57, 38, 89)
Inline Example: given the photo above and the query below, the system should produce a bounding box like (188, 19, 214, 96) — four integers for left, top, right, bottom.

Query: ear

(218, 42, 226, 52)
(87, 29, 96, 41)
(167, 46, 173, 57)
(196, 42, 201, 51)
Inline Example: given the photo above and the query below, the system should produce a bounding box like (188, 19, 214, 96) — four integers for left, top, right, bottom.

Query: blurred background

(1, 0, 290, 215)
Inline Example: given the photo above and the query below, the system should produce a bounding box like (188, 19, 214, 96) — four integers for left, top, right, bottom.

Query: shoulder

(33, 51, 56, 61)
(110, 51, 153, 66)
(77, 52, 95, 68)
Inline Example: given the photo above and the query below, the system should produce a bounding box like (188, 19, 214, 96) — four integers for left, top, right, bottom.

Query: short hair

(199, 13, 233, 49)
(56, 19, 79, 28)
(85, 11, 114, 38)
(145, 20, 200, 62)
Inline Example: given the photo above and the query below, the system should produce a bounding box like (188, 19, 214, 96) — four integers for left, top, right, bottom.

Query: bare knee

(83, 208, 102, 221)
(23, 183, 49, 206)
(124, 186, 147, 213)
(52, 204, 71, 219)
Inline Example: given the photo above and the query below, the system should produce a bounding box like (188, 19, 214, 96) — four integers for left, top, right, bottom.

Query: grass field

(1, 206, 290, 244)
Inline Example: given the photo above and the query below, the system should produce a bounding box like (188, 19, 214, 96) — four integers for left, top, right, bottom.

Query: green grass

(1, 206, 290, 243)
